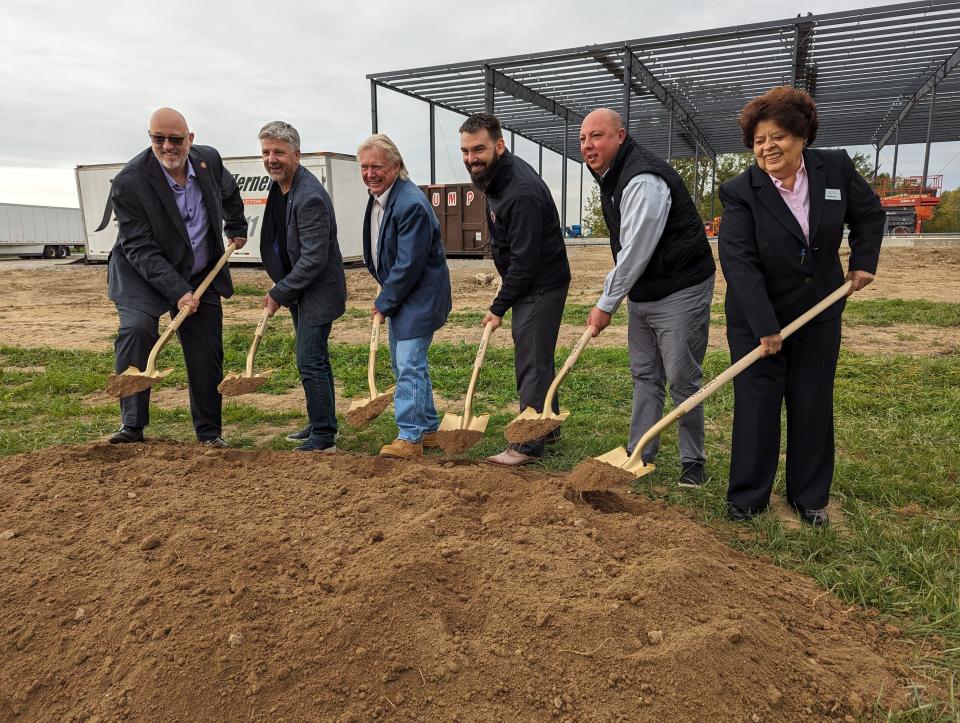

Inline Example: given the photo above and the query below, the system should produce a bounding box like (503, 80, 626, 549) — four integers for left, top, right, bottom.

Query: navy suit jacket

(261, 165, 346, 326)
(363, 177, 451, 340)
(107, 145, 247, 316)
(718, 148, 884, 339)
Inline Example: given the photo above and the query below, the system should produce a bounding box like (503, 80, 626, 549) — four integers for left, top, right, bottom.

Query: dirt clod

(218, 374, 270, 397)
(1, 529, 17, 540)
(565, 458, 635, 492)
(138, 535, 162, 551)
(503, 417, 561, 444)
(105, 372, 160, 399)
(344, 393, 393, 428)
(436, 429, 485, 454)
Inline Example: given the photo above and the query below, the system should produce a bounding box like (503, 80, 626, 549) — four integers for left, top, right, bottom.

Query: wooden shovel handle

(541, 326, 596, 414)
(245, 307, 271, 376)
(624, 281, 853, 466)
(462, 321, 495, 426)
(367, 310, 385, 398)
(145, 242, 237, 375)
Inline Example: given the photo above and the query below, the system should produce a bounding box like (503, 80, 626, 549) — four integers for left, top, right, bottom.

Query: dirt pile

(0, 442, 913, 721)
(345, 393, 394, 429)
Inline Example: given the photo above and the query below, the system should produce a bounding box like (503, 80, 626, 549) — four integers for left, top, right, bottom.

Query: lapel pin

(200, 161, 207, 169)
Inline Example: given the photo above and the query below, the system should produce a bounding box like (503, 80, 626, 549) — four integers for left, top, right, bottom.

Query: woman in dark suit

(717, 86, 885, 526)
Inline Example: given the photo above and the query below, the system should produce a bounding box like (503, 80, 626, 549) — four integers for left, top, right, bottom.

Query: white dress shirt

(370, 183, 395, 271)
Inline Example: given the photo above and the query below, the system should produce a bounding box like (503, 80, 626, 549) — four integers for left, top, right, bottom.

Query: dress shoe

(486, 448, 537, 467)
(109, 425, 143, 444)
(727, 503, 764, 522)
(678, 461, 705, 488)
(201, 437, 230, 449)
(420, 431, 440, 449)
(379, 439, 423, 460)
(294, 437, 337, 453)
(286, 425, 311, 442)
(798, 507, 830, 527)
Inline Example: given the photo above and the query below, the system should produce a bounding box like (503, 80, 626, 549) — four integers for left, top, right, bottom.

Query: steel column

(429, 102, 436, 184)
(370, 80, 378, 133)
(710, 159, 717, 220)
(538, 144, 543, 176)
(622, 47, 632, 131)
(484, 65, 494, 113)
(667, 114, 673, 160)
(872, 145, 880, 184)
(920, 81, 937, 194)
(891, 125, 900, 193)
(579, 162, 584, 226)
(562, 120, 569, 229)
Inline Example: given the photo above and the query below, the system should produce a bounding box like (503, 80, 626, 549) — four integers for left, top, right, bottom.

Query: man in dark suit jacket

(258, 121, 346, 452)
(357, 134, 452, 460)
(107, 107, 247, 446)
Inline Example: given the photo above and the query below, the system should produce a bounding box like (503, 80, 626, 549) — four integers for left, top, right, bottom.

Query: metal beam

(429, 102, 436, 184)
(891, 124, 900, 188)
(370, 80, 378, 133)
(562, 119, 569, 229)
(487, 67, 583, 124)
(622, 47, 632, 129)
(484, 65, 495, 113)
(921, 80, 938, 195)
(876, 45, 960, 147)
(790, 18, 817, 95)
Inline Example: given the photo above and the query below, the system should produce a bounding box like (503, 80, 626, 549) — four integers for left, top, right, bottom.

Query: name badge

(825, 188, 842, 201)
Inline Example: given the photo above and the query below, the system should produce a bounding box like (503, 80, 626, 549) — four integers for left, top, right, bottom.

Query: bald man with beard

(580, 108, 716, 487)
(107, 107, 247, 447)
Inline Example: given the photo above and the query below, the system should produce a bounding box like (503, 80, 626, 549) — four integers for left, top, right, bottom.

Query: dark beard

(466, 152, 500, 192)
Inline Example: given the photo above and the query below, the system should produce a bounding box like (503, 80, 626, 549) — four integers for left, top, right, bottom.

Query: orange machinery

(873, 175, 942, 233)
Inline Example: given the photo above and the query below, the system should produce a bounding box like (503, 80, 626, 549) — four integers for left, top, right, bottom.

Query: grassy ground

(1, 298, 958, 719)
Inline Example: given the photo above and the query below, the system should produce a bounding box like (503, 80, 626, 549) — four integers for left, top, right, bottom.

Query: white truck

(75, 152, 369, 264)
(0, 203, 85, 258)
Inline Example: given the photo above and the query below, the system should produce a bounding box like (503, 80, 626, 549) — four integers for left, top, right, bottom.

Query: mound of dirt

(504, 417, 563, 444)
(435, 429, 485, 455)
(0, 442, 914, 721)
(345, 392, 394, 428)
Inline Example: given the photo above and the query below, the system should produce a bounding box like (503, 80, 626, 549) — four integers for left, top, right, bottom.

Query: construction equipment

(436, 321, 495, 454)
(105, 242, 236, 399)
(567, 282, 854, 492)
(218, 307, 273, 396)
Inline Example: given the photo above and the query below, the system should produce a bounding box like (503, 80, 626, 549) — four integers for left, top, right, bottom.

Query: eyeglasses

(149, 133, 186, 146)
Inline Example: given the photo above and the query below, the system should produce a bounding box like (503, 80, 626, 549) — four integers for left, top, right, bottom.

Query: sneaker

(286, 425, 311, 442)
(109, 425, 143, 444)
(379, 439, 423, 460)
(420, 431, 439, 449)
(294, 438, 337, 453)
(201, 437, 230, 449)
(678, 461, 705, 488)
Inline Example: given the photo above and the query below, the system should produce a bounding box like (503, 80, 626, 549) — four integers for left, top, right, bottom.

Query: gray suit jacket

(261, 165, 346, 326)
(107, 145, 247, 316)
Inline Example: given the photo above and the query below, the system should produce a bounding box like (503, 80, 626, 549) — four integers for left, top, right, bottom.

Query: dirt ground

(0, 246, 958, 355)
(0, 442, 919, 722)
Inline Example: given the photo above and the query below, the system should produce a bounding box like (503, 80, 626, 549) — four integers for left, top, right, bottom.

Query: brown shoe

(486, 448, 536, 467)
(379, 439, 423, 460)
(421, 431, 439, 449)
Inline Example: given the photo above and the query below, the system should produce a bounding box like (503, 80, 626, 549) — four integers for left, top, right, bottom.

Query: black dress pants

(510, 283, 569, 457)
(726, 317, 842, 512)
(113, 287, 224, 441)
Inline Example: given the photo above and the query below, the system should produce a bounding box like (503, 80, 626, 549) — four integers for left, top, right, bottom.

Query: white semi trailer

(75, 152, 369, 264)
(0, 203, 84, 258)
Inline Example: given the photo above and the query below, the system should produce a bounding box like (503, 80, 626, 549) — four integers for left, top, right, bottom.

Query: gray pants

(627, 275, 714, 465)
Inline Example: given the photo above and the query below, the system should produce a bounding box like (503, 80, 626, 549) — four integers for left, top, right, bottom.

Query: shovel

(106, 242, 237, 399)
(567, 281, 854, 492)
(344, 311, 395, 428)
(218, 307, 274, 396)
(436, 321, 495, 454)
(503, 326, 597, 445)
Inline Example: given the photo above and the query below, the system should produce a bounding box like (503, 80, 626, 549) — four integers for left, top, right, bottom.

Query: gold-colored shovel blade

(105, 366, 174, 399)
(217, 369, 274, 396)
(435, 413, 489, 454)
(345, 386, 395, 428)
(565, 448, 656, 493)
(503, 408, 569, 444)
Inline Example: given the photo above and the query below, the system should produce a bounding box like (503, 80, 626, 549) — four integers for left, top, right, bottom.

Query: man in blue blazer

(107, 107, 247, 447)
(357, 134, 452, 459)
(259, 121, 347, 452)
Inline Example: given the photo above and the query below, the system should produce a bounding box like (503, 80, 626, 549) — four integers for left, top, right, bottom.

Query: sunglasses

(149, 133, 187, 146)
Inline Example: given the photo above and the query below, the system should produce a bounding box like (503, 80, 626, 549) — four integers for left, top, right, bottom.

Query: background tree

(925, 188, 960, 232)
(582, 186, 609, 238)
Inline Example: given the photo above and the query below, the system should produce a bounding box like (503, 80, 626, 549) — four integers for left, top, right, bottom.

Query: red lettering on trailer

(447, 191, 457, 207)
(431, 192, 441, 207)
(466, 191, 475, 205)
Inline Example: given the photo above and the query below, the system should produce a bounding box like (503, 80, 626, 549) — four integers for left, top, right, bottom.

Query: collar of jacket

(589, 134, 638, 192)
(483, 149, 515, 197)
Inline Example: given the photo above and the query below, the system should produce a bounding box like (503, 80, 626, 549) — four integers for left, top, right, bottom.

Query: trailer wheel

(43, 245, 56, 259)
(55, 246, 68, 258)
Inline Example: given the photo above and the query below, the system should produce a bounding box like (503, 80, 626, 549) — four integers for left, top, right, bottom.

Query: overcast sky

(1, 0, 957, 214)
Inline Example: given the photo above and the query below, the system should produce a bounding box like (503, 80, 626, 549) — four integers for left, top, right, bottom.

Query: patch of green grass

(232, 282, 268, 296)
(1, 339, 958, 717)
(844, 299, 960, 328)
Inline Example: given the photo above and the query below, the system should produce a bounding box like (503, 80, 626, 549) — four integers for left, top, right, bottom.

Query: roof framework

(368, 1, 960, 164)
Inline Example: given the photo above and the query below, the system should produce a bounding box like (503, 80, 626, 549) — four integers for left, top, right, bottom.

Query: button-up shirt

(768, 159, 810, 244)
(370, 182, 394, 272)
(162, 160, 211, 276)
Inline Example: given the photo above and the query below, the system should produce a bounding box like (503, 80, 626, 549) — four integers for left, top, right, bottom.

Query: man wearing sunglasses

(107, 107, 247, 447)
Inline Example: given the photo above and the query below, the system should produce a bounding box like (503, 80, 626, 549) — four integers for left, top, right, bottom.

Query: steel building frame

(368, 0, 960, 225)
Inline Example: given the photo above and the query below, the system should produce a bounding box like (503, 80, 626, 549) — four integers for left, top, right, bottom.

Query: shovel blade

(595, 446, 656, 478)
(218, 369, 273, 396)
(437, 413, 464, 432)
(465, 413, 490, 433)
(105, 367, 174, 399)
(511, 407, 569, 423)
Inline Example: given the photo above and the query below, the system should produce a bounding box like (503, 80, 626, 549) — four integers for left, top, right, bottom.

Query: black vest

(592, 136, 714, 302)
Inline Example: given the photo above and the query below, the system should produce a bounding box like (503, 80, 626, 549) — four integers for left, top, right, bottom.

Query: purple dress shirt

(162, 160, 211, 276)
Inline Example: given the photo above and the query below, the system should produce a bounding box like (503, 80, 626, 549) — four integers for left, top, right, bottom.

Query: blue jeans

(290, 306, 337, 446)
(387, 324, 439, 442)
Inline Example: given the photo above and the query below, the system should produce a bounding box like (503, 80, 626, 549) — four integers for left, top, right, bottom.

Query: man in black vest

(581, 108, 715, 487)
(460, 113, 571, 467)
